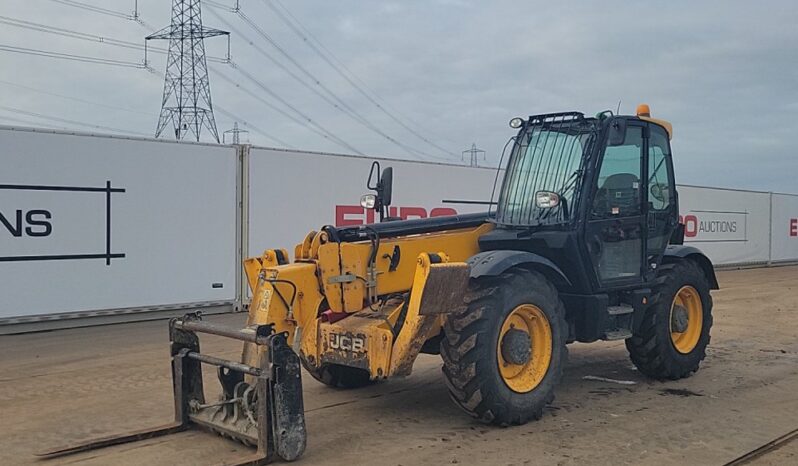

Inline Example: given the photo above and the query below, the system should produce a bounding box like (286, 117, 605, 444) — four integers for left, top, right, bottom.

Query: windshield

(496, 116, 596, 226)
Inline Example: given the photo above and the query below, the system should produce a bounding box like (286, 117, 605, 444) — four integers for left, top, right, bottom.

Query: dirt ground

(1, 266, 797, 466)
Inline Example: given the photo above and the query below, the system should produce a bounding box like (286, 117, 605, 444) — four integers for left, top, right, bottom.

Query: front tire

(626, 259, 713, 379)
(441, 268, 567, 425)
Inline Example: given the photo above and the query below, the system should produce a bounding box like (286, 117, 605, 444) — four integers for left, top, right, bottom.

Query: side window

(648, 126, 673, 211)
(592, 126, 643, 217)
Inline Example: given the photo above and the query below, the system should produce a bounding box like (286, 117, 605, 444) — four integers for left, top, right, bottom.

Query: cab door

(644, 123, 678, 269)
(585, 122, 645, 287)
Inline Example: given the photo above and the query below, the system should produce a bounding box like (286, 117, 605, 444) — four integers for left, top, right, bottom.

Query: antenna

(616, 100, 622, 115)
(146, 0, 229, 142)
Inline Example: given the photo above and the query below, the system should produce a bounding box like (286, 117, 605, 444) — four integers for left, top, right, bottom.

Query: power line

(204, 0, 237, 11)
(0, 15, 229, 64)
(215, 63, 365, 155)
(206, 9, 348, 113)
(235, 8, 437, 160)
(207, 3, 453, 162)
(48, 0, 157, 32)
(147, 67, 293, 148)
(212, 66, 357, 153)
(208, 8, 438, 159)
(0, 15, 147, 52)
(265, 0, 460, 156)
(163, 4, 455, 159)
(0, 44, 145, 68)
(206, 9, 367, 153)
(0, 10, 273, 146)
(0, 105, 150, 136)
(49, 0, 134, 20)
(0, 14, 164, 54)
(0, 114, 70, 131)
(144, 5, 351, 150)
(0, 79, 150, 116)
(1, 3, 452, 156)
(207, 7, 371, 153)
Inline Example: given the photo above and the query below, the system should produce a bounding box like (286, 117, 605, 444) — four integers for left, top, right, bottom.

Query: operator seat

(594, 173, 639, 215)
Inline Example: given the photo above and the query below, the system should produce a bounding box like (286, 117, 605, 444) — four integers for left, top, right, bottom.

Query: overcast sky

(1, 1, 796, 192)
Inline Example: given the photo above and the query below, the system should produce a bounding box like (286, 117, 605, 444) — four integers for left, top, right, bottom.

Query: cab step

(607, 305, 634, 315)
(604, 329, 633, 340)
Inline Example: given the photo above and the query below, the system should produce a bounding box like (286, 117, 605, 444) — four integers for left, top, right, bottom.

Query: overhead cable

(0, 78, 151, 116)
(49, 0, 134, 20)
(0, 44, 145, 68)
(0, 104, 151, 136)
(212, 66, 362, 154)
(266, 0, 459, 156)
(207, 3, 452, 161)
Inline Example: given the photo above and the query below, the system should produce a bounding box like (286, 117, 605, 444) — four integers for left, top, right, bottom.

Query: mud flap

(418, 258, 471, 316)
(389, 253, 471, 376)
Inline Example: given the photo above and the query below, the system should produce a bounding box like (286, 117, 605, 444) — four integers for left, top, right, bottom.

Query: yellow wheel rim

(670, 286, 703, 354)
(497, 304, 552, 393)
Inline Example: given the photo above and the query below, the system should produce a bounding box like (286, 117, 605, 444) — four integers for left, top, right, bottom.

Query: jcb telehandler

(42, 105, 717, 464)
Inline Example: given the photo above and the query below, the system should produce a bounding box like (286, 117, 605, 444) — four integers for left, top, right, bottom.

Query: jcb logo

(329, 333, 366, 353)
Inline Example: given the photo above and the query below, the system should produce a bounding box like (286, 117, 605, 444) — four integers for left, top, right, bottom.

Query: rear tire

(440, 268, 567, 425)
(626, 259, 713, 379)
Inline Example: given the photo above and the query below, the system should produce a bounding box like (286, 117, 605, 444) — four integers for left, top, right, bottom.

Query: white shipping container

(677, 185, 771, 265)
(770, 193, 798, 262)
(246, 147, 498, 257)
(2, 126, 797, 332)
(248, 150, 780, 267)
(0, 127, 239, 322)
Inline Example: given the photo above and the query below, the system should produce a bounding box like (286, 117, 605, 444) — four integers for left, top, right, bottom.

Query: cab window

(648, 126, 673, 211)
(592, 126, 643, 218)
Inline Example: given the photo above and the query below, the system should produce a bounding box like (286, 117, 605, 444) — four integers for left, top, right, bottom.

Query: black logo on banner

(0, 182, 125, 265)
(0, 209, 52, 237)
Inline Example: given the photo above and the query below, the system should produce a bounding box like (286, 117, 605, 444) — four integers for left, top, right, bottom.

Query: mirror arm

(367, 161, 381, 190)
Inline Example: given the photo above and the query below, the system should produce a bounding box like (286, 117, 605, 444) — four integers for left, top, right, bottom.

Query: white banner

(770, 193, 798, 262)
(247, 148, 497, 256)
(677, 185, 771, 265)
(0, 127, 238, 319)
(248, 149, 777, 267)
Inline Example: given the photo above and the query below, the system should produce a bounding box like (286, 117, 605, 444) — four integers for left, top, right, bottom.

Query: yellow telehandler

(41, 105, 717, 464)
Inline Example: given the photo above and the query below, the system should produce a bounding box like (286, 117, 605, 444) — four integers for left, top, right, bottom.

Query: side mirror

(380, 167, 393, 207)
(362, 161, 394, 222)
(608, 118, 627, 146)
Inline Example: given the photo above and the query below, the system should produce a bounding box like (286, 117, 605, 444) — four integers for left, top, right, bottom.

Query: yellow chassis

(241, 223, 494, 379)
